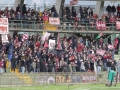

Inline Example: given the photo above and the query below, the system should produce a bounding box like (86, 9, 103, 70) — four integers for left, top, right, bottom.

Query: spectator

(106, 5, 112, 16)
(51, 5, 56, 17)
(117, 4, 120, 18)
(89, 8, 93, 18)
(22, 4, 27, 15)
(53, 10, 58, 17)
(111, 5, 116, 15)
(0, 59, 4, 74)
(10, 7, 15, 15)
(1, 13, 6, 18)
(16, 12, 22, 20)
(72, 6, 76, 18)
(16, 4, 21, 13)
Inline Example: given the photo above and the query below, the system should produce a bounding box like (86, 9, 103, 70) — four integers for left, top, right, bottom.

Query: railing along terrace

(8, 19, 117, 32)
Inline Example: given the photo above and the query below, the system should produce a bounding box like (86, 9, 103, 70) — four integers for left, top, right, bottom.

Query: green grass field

(0, 84, 120, 90)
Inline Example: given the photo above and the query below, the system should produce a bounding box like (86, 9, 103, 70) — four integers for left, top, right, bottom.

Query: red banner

(96, 21, 106, 30)
(0, 18, 9, 34)
(70, 0, 78, 5)
(116, 21, 120, 30)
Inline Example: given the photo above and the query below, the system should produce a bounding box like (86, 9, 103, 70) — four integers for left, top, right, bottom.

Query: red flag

(70, 0, 78, 5)
(57, 33, 61, 50)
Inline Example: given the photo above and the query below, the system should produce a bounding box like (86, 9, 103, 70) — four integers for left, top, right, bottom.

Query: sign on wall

(0, 18, 9, 34)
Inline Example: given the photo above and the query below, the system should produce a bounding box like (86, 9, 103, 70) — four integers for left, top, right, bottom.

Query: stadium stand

(0, 3, 119, 75)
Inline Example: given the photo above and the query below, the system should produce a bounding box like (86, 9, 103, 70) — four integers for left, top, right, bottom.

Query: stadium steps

(5, 61, 33, 84)
(44, 21, 57, 30)
(15, 71, 34, 84)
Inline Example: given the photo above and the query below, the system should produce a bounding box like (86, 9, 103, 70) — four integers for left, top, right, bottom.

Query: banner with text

(49, 17, 60, 25)
(116, 21, 120, 30)
(1, 34, 9, 43)
(96, 21, 106, 30)
(0, 18, 9, 34)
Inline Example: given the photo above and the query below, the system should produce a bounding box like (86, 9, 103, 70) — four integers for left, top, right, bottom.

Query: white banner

(49, 17, 60, 25)
(1, 34, 9, 43)
(49, 39, 55, 49)
(41, 32, 50, 42)
(0, 18, 9, 34)
(108, 44, 114, 49)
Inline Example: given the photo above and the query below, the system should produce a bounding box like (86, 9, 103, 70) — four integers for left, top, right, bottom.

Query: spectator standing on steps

(51, 5, 56, 17)
(16, 4, 21, 13)
(111, 5, 116, 16)
(117, 4, 120, 18)
(106, 5, 112, 16)
(22, 4, 27, 15)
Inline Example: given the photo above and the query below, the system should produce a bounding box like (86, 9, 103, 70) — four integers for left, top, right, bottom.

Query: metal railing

(8, 20, 117, 32)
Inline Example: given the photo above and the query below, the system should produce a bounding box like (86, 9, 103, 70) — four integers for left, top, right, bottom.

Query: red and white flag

(108, 44, 114, 49)
(96, 49, 106, 56)
(22, 33, 28, 41)
(70, 0, 78, 5)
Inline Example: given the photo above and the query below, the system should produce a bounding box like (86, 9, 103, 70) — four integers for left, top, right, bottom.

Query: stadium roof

(0, 0, 120, 6)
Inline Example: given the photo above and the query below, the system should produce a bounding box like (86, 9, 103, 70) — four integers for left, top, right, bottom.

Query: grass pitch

(0, 84, 120, 90)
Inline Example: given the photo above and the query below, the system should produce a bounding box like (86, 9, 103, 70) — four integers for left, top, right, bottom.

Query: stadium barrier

(0, 72, 119, 86)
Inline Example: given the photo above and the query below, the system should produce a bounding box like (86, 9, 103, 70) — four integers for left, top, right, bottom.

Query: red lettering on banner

(49, 17, 60, 25)
(0, 18, 9, 34)
(96, 21, 106, 30)
(0, 26, 7, 32)
(0, 18, 8, 25)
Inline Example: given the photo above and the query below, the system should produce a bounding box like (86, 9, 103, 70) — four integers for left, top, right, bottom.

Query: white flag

(94, 60, 97, 75)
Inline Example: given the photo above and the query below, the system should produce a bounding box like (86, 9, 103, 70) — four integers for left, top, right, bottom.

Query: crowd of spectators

(0, 4, 120, 75)
(0, 33, 120, 74)
(0, 4, 119, 30)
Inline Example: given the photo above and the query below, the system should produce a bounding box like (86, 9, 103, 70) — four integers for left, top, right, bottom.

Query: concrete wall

(95, 1, 104, 18)
(13, 0, 24, 10)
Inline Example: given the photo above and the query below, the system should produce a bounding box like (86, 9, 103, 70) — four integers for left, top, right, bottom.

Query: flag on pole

(96, 31, 103, 39)
(57, 33, 61, 50)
